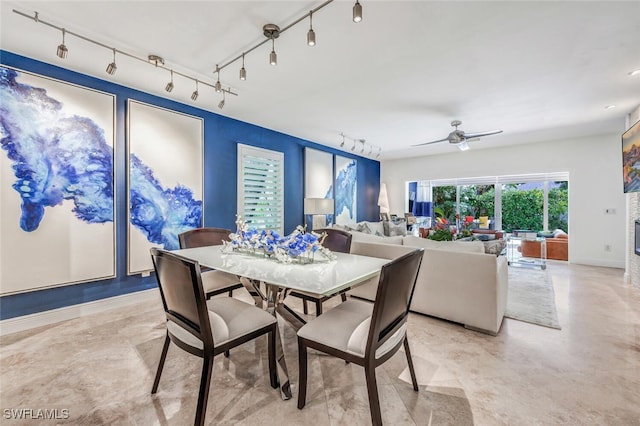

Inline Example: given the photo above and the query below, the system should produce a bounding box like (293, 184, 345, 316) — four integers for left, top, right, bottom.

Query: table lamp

(304, 198, 334, 230)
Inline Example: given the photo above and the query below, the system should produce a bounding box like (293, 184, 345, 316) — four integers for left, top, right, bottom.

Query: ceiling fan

(413, 120, 503, 151)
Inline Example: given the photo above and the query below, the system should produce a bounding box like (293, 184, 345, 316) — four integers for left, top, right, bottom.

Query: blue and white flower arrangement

(223, 216, 336, 263)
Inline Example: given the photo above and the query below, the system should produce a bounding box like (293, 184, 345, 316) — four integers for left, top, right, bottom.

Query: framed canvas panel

(0, 66, 116, 295)
(622, 119, 640, 193)
(334, 155, 357, 226)
(304, 148, 334, 228)
(127, 100, 203, 274)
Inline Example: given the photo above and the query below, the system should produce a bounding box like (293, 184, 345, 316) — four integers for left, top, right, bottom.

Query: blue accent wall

(0, 50, 380, 320)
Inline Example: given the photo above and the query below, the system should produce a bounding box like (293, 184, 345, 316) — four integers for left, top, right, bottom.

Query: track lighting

(270, 39, 277, 65)
(105, 48, 117, 75)
(353, 1, 363, 23)
(165, 70, 174, 92)
(214, 65, 222, 92)
(191, 80, 199, 101)
(56, 28, 68, 59)
(239, 54, 246, 80)
(339, 132, 381, 158)
(218, 91, 226, 109)
(16, 10, 239, 105)
(263, 24, 280, 66)
(307, 11, 316, 46)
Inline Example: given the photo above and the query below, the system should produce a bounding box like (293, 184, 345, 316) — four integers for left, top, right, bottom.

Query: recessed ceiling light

(604, 105, 616, 109)
(629, 69, 640, 76)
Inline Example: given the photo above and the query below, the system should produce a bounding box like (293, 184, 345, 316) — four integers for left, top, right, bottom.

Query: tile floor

(1, 262, 639, 425)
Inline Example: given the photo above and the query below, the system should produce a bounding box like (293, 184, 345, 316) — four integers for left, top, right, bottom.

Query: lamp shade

(377, 183, 390, 214)
(304, 198, 334, 215)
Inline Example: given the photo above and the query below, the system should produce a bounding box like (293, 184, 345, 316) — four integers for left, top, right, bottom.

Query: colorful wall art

(335, 155, 357, 226)
(304, 147, 334, 228)
(623, 120, 640, 193)
(0, 66, 116, 295)
(127, 100, 203, 274)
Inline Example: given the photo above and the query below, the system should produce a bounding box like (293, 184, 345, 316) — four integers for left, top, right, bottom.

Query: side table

(507, 236, 547, 270)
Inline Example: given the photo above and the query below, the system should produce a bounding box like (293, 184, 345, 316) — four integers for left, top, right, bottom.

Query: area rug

(505, 267, 561, 329)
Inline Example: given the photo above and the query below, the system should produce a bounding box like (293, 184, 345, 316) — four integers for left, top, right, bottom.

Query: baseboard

(569, 257, 625, 269)
(0, 288, 159, 336)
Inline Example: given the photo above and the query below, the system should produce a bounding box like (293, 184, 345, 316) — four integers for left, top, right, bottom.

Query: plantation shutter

(237, 144, 284, 233)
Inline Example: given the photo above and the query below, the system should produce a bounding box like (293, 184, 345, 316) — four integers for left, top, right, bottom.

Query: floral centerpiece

(223, 216, 336, 264)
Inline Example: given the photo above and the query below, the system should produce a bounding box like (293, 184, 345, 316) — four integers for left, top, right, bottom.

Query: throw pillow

(387, 221, 407, 237)
(355, 221, 385, 237)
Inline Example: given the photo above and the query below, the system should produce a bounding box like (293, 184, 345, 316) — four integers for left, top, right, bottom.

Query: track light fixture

(215, 65, 222, 92)
(105, 48, 117, 75)
(239, 53, 246, 80)
(56, 28, 68, 59)
(353, 0, 363, 23)
(16, 10, 239, 106)
(270, 39, 277, 65)
(307, 11, 316, 46)
(218, 90, 226, 109)
(263, 24, 280, 66)
(339, 132, 381, 158)
(191, 80, 199, 101)
(165, 70, 174, 92)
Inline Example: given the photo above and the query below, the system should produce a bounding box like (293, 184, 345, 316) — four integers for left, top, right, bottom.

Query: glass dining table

(170, 245, 389, 400)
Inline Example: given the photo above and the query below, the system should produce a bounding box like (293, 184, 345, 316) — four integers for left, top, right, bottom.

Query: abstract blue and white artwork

(0, 66, 115, 295)
(127, 100, 203, 274)
(304, 148, 334, 228)
(334, 155, 357, 226)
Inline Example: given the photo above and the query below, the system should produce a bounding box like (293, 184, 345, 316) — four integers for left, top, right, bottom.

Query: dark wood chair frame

(287, 228, 353, 315)
(297, 249, 424, 426)
(178, 227, 244, 298)
(150, 248, 277, 426)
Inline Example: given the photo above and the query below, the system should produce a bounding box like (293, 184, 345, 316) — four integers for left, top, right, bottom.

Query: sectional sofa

(343, 230, 508, 335)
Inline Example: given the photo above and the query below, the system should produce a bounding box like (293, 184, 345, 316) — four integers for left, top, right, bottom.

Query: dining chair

(150, 248, 278, 426)
(287, 228, 353, 315)
(296, 248, 424, 426)
(178, 227, 244, 299)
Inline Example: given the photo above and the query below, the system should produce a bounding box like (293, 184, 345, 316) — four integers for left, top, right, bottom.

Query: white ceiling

(1, 1, 639, 160)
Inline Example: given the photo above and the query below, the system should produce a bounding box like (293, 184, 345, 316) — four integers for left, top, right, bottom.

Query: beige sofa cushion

(402, 235, 485, 254)
(349, 231, 404, 245)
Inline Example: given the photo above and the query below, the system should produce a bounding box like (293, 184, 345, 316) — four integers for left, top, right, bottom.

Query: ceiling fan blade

(463, 129, 503, 139)
(412, 137, 449, 147)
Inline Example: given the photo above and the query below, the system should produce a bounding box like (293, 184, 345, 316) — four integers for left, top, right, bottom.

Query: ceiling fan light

(457, 141, 470, 151)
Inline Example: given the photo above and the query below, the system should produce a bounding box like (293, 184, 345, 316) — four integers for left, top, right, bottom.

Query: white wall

(381, 133, 626, 268)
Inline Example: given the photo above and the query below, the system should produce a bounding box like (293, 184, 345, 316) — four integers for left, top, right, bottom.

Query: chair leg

(340, 292, 347, 302)
(195, 354, 214, 426)
(228, 289, 233, 297)
(364, 365, 382, 426)
(403, 337, 419, 391)
(268, 328, 278, 389)
(151, 333, 170, 394)
(224, 350, 230, 358)
(297, 338, 308, 409)
(302, 300, 309, 315)
(315, 300, 323, 316)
